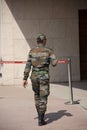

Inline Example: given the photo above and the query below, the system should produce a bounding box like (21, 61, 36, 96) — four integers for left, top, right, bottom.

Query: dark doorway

(79, 10, 87, 80)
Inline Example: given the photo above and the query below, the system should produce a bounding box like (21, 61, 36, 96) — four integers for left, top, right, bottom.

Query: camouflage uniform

(23, 34, 57, 125)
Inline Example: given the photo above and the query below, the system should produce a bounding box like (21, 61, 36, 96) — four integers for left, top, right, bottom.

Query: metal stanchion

(65, 58, 79, 105)
(68, 58, 73, 104)
(65, 58, 73, 104)
(58, 58, 79, 105)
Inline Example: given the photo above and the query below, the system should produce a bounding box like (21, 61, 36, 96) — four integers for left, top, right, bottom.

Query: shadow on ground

(45, 110, 72, 124)
(52, 81, 87, 90)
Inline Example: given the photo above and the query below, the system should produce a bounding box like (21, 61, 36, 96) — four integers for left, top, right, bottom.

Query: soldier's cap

(37, 33, 47, 41)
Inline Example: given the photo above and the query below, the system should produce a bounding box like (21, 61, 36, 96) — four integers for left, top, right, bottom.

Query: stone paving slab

(0, 85, 87, 130)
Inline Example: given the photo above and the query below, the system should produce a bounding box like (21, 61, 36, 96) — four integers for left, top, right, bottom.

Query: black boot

(38, 113, 47, 126)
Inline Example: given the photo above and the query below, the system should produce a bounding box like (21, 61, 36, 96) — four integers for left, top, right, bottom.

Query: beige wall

(0, 0, 87, 85)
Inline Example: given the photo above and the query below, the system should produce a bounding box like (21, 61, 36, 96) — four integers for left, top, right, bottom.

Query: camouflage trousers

(31, 78, 50, 114)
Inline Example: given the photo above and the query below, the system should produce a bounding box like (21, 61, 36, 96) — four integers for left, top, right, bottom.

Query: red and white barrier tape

(0, 60, 69, 64)
(58, 60, 68, 64)
(0, 61, 26, 64)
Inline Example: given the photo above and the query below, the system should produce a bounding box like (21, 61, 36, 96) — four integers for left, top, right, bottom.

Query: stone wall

(0, 0, 87, 85)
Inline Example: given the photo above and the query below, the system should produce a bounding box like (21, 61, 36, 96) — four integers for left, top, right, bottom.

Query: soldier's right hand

(23, 80, 28, 88)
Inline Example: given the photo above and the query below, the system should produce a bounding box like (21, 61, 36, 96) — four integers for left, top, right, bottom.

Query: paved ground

(0, 81, 87, 130)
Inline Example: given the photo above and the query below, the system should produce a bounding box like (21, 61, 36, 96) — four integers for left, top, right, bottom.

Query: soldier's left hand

(23, 80, 28, 88)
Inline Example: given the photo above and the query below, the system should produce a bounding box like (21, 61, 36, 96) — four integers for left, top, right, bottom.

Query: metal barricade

(0, 58, 79, 104)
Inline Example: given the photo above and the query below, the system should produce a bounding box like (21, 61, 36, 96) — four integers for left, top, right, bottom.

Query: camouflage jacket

(23, 44, 57, 80)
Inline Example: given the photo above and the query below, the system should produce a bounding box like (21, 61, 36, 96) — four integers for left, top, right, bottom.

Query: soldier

(23, 34, 57, 126)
